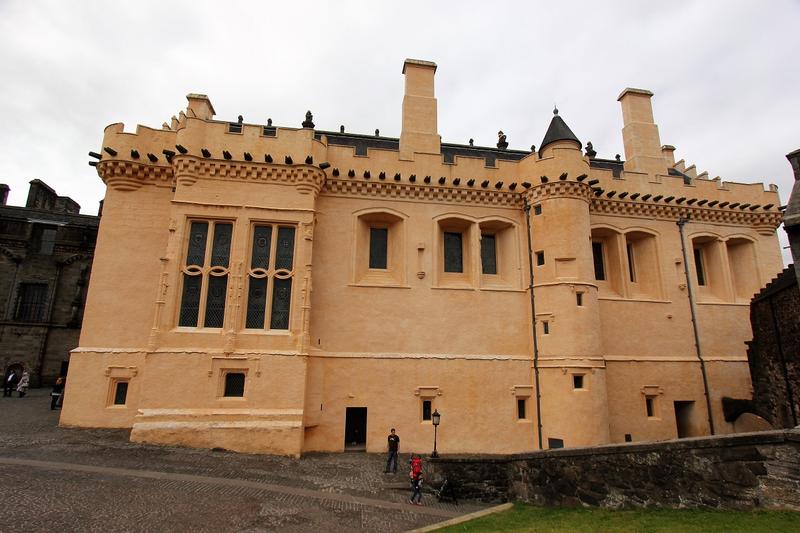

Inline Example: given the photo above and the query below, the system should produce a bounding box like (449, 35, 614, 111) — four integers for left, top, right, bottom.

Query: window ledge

(597, 296, 671, 304)
(696, 301, 749, 307)
(348, 282, 411, 289)
(432, 285, 477, 291)
(237, 330, 293, 336)
(479, 286, 526, 293)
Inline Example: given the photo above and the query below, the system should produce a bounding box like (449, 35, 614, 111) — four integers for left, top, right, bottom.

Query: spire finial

(553, 105, 559, 115)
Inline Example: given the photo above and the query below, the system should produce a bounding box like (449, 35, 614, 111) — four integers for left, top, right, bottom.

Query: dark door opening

(344, 407, 367, 451)
(674, 400, 696, 438)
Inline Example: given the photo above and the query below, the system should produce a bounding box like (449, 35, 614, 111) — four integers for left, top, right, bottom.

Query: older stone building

(741, 150, 800, 429)
(60, 59, 784, 456)
(0, 180, 98, 387)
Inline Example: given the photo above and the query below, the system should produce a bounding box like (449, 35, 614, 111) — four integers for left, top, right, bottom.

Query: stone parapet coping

(430, 429, 800, 463)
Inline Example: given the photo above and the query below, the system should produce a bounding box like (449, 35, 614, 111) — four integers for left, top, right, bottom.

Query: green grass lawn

(435, 503, 800, 532)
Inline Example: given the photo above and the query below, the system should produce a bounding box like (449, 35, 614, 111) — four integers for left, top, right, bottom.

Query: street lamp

(431, 409, 441, 458)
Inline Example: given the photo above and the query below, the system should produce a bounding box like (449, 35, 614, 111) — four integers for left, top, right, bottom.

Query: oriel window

(178, 221, 233, 328)
(245, 224, 296, 330)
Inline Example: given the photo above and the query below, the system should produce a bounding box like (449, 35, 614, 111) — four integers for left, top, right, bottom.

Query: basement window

(224, 372, 246, 397)
(113, 381, 129, 405)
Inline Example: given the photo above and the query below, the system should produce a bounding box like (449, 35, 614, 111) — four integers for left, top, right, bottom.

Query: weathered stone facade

(0, 180, 98, 386)
(429, 429, 800, 510)
(746, 268, 800, 428)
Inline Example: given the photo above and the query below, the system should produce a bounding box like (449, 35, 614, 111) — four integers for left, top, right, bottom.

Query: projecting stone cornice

(322, 178, 523, 208)
(590, 198, 782, 232)
(98, 160, 174, 191)
(172, 156, 325, 196)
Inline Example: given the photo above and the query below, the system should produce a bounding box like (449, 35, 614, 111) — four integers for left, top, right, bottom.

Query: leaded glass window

(480, 234, 497, 275)
(245, 224, 296, 331)
(178, 220, 233, 328)
(443, 232, 463, 273)
(224, 372, 245, 397)
(369, 228, 388, 269)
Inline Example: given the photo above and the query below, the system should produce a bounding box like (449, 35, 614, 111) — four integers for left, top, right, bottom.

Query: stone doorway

(674, 400, 698, 438)
(344, 407, 367, 452)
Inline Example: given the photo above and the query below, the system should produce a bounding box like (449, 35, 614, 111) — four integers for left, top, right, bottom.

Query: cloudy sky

(1, 1, 798, 262)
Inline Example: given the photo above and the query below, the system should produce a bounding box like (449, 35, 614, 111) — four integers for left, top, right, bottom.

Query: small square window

(625, 433, 632, 442)
(576, 292, 583, 306)
(542, 321, 550, 335)
(224, 372, 246, 397)
(573, 375, 584, 389)
(535, 251, 545, 266)
(533, 205, 542, 216)
(113, 381, 129, 405)
(517, 398, 527, 419)
(228, 123, 242, 134)
(422, 400, 432, 421)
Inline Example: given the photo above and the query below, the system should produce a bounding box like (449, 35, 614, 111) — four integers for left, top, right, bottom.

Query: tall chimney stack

(618, 88, 668, 176)
(399, 59, 440, 160)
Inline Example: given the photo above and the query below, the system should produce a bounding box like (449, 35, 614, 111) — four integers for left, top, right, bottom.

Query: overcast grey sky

(1, 1, 798, 262)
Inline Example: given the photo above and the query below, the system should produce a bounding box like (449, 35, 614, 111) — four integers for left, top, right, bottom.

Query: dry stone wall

(428, 430, 800, 510)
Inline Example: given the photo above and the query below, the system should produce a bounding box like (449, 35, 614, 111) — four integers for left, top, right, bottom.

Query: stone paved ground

(0, 390, 487, 532)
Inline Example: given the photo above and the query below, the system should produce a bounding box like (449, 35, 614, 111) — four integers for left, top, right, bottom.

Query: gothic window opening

(245, 224, 296, 330)
(178, 221, 233, 328)
(15, 283, 48, 322)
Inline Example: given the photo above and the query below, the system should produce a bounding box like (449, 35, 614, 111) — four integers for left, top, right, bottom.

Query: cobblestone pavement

(0, 390, 486, 532)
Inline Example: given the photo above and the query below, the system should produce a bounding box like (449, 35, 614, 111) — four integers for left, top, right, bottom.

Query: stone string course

(428, 429, 800, 510)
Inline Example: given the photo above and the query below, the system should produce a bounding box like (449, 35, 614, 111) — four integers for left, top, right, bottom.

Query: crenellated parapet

(173, 156, 326, 197)
(590, 197, 782, 233)
(524, 179, 594, 205)
(98, 160, 175, 191)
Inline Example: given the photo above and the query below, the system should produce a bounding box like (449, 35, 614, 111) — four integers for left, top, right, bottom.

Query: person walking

(384, 428, 400, 474)
(4, 369, 19, 397)
(409, 455, 423, 505)
(51, 376, 65, 410)
(16, 370, 29, 398)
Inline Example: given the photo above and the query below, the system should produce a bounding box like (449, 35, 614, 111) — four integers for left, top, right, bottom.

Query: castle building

(60, 59, 784, 456)
(0, 180, 98, 387)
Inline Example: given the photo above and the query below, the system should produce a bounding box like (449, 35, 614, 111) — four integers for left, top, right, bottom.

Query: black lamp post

(431, 409, 441, 458)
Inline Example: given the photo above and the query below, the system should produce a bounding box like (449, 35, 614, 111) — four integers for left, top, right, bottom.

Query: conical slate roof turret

(539, 107, 581, 156)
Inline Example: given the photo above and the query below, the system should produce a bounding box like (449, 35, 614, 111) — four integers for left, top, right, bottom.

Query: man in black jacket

(384, 428, 400, 474)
